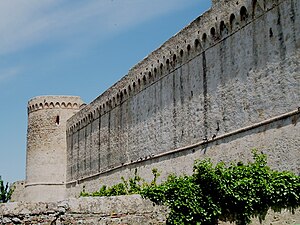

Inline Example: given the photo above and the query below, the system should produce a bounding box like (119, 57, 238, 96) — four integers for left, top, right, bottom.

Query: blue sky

(0, 0, 211, 184)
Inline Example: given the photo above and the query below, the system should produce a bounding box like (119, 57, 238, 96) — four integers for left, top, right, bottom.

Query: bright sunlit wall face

(25, 95, 84, 202)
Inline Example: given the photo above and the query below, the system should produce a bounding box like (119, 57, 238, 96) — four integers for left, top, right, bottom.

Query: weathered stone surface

(64, 0, 300, 197)
(0, 196, 168, 225)
(0, 196, 299, 224)
(25, 96, 84, 202)
(10, 180, 25, 202)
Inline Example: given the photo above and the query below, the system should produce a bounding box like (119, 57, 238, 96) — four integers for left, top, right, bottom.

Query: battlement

(28, 96, 85, 114)
(67, 0, 278, 131)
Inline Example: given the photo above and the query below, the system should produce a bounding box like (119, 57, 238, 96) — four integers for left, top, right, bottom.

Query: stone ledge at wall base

(0, 195, 299, 225)
(0, 195, 168, 225)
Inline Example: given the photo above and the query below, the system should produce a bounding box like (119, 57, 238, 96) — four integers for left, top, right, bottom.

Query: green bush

(142, 150, 300, 225)
(81, 150, 300, 225)
(80, 168, 146, 197)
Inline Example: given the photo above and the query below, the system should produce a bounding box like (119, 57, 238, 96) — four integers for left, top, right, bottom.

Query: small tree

(0, 176, 13, 203)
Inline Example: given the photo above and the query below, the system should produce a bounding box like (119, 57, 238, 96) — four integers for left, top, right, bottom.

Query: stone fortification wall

(10, 181, 25, 203)
(25, 96, 84, 202)
(66, 0, 300, 195)
(0, 195, 168, 225)
(1, 195, 299, 225)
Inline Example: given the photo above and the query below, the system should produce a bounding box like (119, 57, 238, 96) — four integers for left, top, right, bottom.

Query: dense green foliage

(0, 176, 13, 203)
(81, 168, 160, 197)
(81, 150, 300, 225)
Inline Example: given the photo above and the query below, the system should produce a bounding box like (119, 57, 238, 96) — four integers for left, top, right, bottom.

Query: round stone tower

(24, 96, 84, 202)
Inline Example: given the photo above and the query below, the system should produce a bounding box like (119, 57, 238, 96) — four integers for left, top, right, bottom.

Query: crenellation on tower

(27, 95, 85, 114)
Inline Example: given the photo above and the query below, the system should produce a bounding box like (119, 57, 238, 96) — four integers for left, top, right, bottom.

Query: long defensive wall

(65, 0, 300, 196)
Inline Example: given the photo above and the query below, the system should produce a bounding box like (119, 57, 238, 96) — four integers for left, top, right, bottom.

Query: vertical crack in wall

(154, 83, 158, 154)
(70, 132, 73, 180)
(219, 37, 228, 133)
(202, 52, 208, 139)
(159, 78, 163, 152)
(119, 103, 124, 164)
(108, 111, 111, 168)
(77, 131, 79, 180)
(172, 72, 177, 148)
(179, 68, 184, 142)
(84, 127, 87, 172)
(98, 115, 101, 172)
(288, 0, 297, 54)
(187, 62, 192, 142)
(277, 5, 287, 60)
(89, 123, 92, 173)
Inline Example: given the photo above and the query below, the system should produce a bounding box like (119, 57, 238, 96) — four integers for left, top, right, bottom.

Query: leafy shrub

(81, 150, 300, 225)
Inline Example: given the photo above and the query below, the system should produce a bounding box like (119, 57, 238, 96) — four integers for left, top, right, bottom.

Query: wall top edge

(28, 96, 84, 105)
(67, 0, 283, 128)
(28, 96, 85, 113)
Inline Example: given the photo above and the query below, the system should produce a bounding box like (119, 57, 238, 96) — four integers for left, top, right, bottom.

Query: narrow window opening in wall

(173, 54, 177, 61)
(211, 27, 216, 37)
(252, 0, 264, 17)
(269, 28, 273, 38)
(202, 33, 207, 42)
(55, 115, 60, 126)
(194, 39, 200, 48)
(187, 44, 191, 52)
(180, 49, 184, 57)
(252, 0, 257, 16)
(230, 14, 236, 28)
(220, 21, 226, 33)
(240, 6, 248, 21)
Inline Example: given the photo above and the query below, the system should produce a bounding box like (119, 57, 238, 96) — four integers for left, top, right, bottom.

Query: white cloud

(0, 67, 21, 82)
(0, 0, 200, 55)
